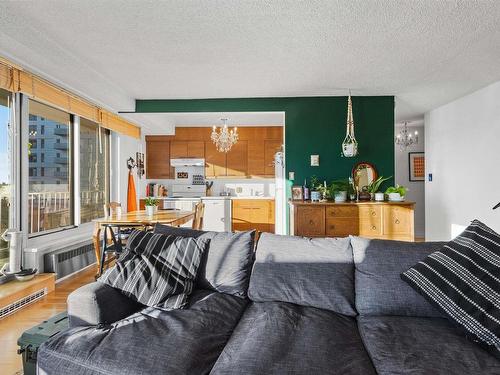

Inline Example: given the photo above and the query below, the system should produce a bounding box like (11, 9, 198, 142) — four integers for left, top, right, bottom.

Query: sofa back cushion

(248, 233, 357, 316)
(154, 225, 255, 298)
(351, 236, 446, 317)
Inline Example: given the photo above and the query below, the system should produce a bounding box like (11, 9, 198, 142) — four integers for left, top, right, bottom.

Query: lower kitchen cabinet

(232, 199, 275, 233)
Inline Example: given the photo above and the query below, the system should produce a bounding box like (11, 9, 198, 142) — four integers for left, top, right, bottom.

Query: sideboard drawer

(359, 206, 382, 219)
(296, 206, 325, 237)
(383, 205, 413, 239)
(326, 218, 359, 237)
(359, 218, 383, 237)
(325, 206, 358, 218)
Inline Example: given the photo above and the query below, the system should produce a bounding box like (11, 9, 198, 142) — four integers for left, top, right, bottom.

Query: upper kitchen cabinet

(226, 141, 248, 176)
(145, 126, 283, 179)
(205, 141, 226, 177)
(145, 136, 170, 179)
(264, 140, 282, 175)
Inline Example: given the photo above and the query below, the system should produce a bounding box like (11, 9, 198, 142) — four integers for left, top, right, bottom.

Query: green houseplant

(329, 179, 350, 202)
(144, 197, 159, 215)
(385, 184, 407, 201)
(367, 175, 392, 200)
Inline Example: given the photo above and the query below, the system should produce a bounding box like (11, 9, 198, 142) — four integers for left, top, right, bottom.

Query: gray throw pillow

(99, 230, 208, 310)
(153, 225, 255, 298)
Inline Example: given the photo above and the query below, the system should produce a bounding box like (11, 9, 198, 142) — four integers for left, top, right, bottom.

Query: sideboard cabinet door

(295, 206, 325, 237)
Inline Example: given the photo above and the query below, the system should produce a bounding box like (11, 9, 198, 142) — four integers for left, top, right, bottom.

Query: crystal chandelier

(341, 93, 358, 157)
(211, 118, 238, 152)
(395, 122, 418, 150)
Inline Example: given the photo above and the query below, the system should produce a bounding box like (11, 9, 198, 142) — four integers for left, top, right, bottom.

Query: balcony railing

(0, 191, 106, 235)
(54, 142, 68, 150)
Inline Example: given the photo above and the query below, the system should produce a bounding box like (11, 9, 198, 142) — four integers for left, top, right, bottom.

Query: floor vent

(0, 288, 47, 319)
(44, 242, 96, 280)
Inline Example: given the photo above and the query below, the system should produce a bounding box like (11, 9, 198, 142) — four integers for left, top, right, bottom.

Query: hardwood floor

(0, 265, 95, 375)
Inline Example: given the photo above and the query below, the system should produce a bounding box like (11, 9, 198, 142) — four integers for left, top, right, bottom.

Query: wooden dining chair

(192, 202, 205, 230)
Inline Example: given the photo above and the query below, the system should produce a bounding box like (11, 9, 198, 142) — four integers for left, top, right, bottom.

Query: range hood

(170, 158, 205, 167)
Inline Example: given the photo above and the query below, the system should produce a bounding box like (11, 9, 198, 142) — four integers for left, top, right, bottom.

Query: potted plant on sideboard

(385, 184, 407, 202)
(144, 197, 159, 216)
(329, 179, 350, 202)
(367, 176, 392, 201)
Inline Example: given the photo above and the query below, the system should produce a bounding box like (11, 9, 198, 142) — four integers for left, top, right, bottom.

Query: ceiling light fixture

(211, 118, 238, 153)
(341, 92, 358, 157)
(395, 122, 418, 150)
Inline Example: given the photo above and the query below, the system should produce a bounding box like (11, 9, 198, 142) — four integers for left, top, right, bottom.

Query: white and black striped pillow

(99, 230, 209, 310)
(402, 220, 500, 359)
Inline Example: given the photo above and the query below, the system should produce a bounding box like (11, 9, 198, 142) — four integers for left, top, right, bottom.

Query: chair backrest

(103, 202, 121, 217)
(192, 202, 205, 230)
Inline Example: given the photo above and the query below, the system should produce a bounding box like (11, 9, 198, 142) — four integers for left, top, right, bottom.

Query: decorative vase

(374, 192, 384, 201)
(145, 205, 155, 216)
(388, 193, 403, 201)
(334, 191, 347, 202)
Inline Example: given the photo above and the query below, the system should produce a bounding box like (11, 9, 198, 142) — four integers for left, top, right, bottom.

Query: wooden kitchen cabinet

(264, 140, 282, 176)
(146, 127, 283, 179)
(145, 136, 170, 179)
(290, 201, 415, 241)
(226, 141, 248, 176)
(232, 199, 275, 233)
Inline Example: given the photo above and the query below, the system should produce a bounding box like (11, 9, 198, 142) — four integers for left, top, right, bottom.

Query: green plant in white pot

(329, 179, 350, 202)
(367, 176, 392, 200)
(384, 185, 407, 202)
(144, 197, 159, 216)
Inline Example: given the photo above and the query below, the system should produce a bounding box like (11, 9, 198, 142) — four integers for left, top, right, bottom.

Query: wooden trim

(0, 58, 141, 138)
(0, 273, 55, 309)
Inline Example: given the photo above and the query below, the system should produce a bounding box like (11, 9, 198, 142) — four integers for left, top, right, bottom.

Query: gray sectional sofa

(37, 229, 500, 374)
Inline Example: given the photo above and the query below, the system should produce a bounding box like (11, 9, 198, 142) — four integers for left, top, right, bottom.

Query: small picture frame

(409, 152, 425, 181)
(291, 185, 304, 201)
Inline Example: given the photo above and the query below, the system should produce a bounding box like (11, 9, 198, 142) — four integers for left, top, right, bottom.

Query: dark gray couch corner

(37, 233, 500, 375)
(67, 281, 143, 327)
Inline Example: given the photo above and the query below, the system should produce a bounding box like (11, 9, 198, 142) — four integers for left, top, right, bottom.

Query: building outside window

(0, 89, 12, 270)
(80, 118, 109, 224)
(28, 100, 72, 235)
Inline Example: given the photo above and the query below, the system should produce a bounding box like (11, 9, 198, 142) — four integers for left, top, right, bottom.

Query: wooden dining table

(92, 209, 195, 277)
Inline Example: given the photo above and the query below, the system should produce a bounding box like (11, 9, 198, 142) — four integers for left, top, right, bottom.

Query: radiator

(44, 242, 96, 280)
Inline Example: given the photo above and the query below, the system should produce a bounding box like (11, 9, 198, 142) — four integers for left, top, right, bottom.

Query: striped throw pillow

(402, 220, 500, 359)
(99, 230, 209, 310)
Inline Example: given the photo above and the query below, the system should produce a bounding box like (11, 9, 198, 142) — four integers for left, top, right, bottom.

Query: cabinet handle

(395, 219, 400, 224)
(371, 211, 376, 216)
(372, 225, 376, 230)
(330, 225, 335, 229)
(309, 220, 314, 225)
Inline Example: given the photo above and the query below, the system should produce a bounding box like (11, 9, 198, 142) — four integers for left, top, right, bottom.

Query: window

(29, 153, 37, 163)
(80, 118, 109, 224)
(41, 153, 45, 163)
(28, 100, 72, 235)
(0, 89, 12, 270)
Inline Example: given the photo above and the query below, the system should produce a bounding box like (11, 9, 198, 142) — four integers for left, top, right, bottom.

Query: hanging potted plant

(144, 197, 159, 216)
(367, 176, 392, 201)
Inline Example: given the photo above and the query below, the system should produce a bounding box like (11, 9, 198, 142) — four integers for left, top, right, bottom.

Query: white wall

(425, 80, 500, 241)
(395, 123, 425, 238)
(110, 133, 143, 210)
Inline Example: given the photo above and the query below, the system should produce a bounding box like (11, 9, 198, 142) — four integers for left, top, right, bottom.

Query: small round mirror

(352, 162, 378, 192)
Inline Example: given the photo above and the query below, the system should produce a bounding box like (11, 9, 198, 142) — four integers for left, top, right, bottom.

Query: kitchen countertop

(141, 196, 275, 200)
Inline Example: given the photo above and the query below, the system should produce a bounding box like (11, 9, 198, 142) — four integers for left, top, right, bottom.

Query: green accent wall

(135, 96, 395, 186)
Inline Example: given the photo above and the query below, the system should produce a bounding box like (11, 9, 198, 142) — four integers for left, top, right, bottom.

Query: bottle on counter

(303, 179, 310, 201)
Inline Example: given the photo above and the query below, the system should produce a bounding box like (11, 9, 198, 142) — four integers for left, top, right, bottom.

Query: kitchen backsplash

(139, 178, 276, 197)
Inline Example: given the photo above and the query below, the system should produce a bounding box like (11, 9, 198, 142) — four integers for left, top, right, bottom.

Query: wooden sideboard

(289, 201, 415, 241)
(232, 199, 275, 233)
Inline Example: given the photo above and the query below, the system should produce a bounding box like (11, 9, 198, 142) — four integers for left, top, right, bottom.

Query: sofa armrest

(67, 282, 142, 327)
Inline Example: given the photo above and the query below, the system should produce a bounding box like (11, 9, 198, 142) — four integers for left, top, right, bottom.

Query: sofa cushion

(38, 290, 248, 375)
(154, 224, 255, 298)
(99, 230, 208, 310)
(358, 315, 500, 375)
(402, 219, 500, 358)
(351, 236, 446, 317)
(248, 233, 356, 316)
(210, 301, 376, 375)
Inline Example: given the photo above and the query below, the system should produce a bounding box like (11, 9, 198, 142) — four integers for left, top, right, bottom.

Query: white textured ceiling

(1, 1, 500, 123)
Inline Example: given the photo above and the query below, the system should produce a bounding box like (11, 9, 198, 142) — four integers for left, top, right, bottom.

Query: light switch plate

(310, 155, 319, 166)
(289, 171, 295, 180)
